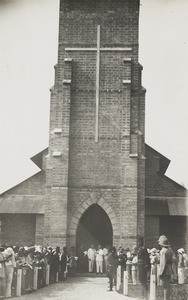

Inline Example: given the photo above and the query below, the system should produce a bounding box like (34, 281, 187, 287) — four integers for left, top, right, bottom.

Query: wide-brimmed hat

(177, 248, 185, 254)
(158, 235, 170, 247)
(150, 248, 157, 254)
(4, 247, 14, 257)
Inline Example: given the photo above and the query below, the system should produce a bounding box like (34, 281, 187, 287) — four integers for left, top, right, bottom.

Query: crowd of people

(0, 237, 187, 299)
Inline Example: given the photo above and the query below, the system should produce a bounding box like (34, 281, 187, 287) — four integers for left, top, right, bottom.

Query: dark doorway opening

(76, 204, 113, 251)
(160, 216, 188, 250)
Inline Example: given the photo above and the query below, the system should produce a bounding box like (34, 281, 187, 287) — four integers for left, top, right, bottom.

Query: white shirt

(87, 248, 96, 260)
(96, 249, 103, 262)
(103, 248, 108, 256)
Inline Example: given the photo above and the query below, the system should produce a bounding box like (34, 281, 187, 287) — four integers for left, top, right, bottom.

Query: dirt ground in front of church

(11, 276, 140, 300)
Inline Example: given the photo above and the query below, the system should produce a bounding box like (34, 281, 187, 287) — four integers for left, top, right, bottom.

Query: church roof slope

(0, 195, 45, 214)
(0, 170, 45, 197)
(145, 144, 186, 193)
(0, 148, 48, 196)
(145, 144, 170, 175)
(30, 148, 48, 169)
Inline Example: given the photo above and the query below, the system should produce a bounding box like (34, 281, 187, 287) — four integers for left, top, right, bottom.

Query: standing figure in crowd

(103, 245, 108, 273)
(158, 235, 173, 300)
(33, 247, 45, 288)
(96, 245, 103, 274)
(171, 250, 178, 283)
(83, 249, 88, 273)
(125, 247, 132, 282)
(4, 246, 16, 298)
(177, 248, 185, 284)
(77, 245, 85, 273)
(25, 246, 34, 292)
(131, 247, 138, 285)
(150, 248, 158, 277)
(106, 246, 118, 291)
(182, 249, 188, 283)
(156, 249, 162, 286)
(68, 246, 77, 276)
(137, 237, 151, 300)
(60, 247, 68, 281)
(87, 244, 96, 273)
(50, 246, 60, 283)
(117, 248, 127, 279)
(0, 244, 7, 298)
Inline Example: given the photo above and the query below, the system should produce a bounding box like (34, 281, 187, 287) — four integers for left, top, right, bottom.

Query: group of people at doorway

(77, 244, 108, 274)
(0, 236, 187, 299)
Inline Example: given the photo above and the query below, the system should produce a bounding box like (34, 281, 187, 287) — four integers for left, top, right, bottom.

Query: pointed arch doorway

(76, 204, 113, 250)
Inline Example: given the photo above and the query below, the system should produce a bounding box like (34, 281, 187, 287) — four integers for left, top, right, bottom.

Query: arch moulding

(67, 194, 119, 236)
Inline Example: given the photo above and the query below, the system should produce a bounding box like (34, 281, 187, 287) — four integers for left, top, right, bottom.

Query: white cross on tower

(65, 25, 132, 143)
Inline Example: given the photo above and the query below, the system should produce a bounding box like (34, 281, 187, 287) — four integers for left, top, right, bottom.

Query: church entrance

(76, 204, 113, 251)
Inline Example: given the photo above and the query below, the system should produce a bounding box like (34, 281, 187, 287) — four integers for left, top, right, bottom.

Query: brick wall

(44, 0, 145, 250)
(0, 214, 36, 246)
(145, 145, 186, 197)
(160, 216, 188, 251)
(35, 215, 44, 246)
(1, 171, 45, 196)
(145, 215, 188, 251)
(145, 216, 159, 248)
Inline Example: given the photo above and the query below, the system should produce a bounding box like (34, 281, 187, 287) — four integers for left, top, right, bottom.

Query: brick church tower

(1, 0, 186, 251)
(44, 0, 146, 250)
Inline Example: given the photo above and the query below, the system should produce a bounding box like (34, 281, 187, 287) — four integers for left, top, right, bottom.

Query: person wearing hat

(4, 246, 16, 298)
(158, 235, 173, 300)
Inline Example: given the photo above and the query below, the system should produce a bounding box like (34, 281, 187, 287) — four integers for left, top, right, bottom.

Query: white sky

(0, 0, 188, 194)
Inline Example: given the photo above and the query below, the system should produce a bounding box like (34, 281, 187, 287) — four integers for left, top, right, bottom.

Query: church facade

(0, 0, 187, 251)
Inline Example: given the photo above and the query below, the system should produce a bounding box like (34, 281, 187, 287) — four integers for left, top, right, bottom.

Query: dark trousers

(139, 264, 148, 299)
(161, 275, 171, 300)
(108, 274, 116, 291)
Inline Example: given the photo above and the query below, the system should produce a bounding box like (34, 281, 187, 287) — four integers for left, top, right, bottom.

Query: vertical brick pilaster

(44, 56, 73, 248)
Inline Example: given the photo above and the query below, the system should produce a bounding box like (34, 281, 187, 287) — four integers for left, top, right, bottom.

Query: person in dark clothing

(68, 246, 77, 276)
(50, 246, 60, 283)
(117, 248, 127, 279)
(137, 237, 150, 300)
(106, 246, 118, 291)
(77, 245, 85, 273)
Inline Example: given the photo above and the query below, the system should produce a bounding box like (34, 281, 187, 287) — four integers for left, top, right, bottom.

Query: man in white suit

(96, 245, 104, 274)
(87, 244, 96, 273)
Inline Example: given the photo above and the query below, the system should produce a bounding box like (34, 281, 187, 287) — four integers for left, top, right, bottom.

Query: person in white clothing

(131, 248, 138, 285)
(4, 247, 16, 298)
(87, 245, 96, 273)
(96, 245, 103, 274)
(103, 246, 108, 273)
